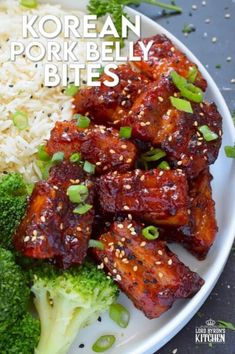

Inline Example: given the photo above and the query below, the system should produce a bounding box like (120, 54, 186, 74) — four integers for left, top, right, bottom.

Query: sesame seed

(77, 226, 82, 232)
(230, 79, 235, 84)
(33, 230, 37, 236)
(104, 257, 109, 263)
(227, 56, 232, 62)
(121, 237, 126, 242)
(212, 37, 217, 43)
(119, 155, 124, 161)
(159, 171, 164, 176)
(155, 261, 161, 265)
(41, 216, 46, 222)
(128, 214, 132, 220)
(140, 241, 146, 247)
(97, 263, 104, 269)
(116, 274, 122, 281)
(168, 135, 173, 142)
(133, 266, 138, 272)
(158, 96, 164, 102)
(117, 223, 124, 229)
(225, 13, 231, 19)
(24, 236, 30, 242)
(121, 144, 127, 149)
(126, 158, 132, 163)
(113, 268, 117, 274)
(158, 272, 163, 278)
(168, 259, 173, 265)
(177, 161, 183, 166)
(110, 149, 115, 154)
(96, 161, 102, 166)
(158, 250, 163, 255)
(192, 4, 197, 10)
(140, 175, 145, 181)
(60, 223, 64, 230)
(124, 205, 130, 210)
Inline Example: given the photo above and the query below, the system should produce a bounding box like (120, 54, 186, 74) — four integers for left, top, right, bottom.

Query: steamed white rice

(0, 0, 103, 182)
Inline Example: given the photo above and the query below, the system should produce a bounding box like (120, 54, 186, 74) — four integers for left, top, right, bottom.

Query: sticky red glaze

(45, 120, 137, 175)
(161, 168, 218, 259)
(98, 169, 189, 226)
(14, 161, 95, 268)
(93, 220, 204, 318)
(132, 34, 207, 91)
(73, 64, 150, 125)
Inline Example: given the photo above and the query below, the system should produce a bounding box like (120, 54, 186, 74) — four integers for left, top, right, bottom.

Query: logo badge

(195, 318, 226, 345)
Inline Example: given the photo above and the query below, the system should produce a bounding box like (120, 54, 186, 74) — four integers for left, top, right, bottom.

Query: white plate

(42, 1, 235, 353)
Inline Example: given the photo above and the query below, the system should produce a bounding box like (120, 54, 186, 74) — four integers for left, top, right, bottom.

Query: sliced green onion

(83, 161, 96, 174)
(65, 84, 79, 97)
(73, 203, 93, 215)
(70, 152, 81, 163)
(97, 67, 104, 75)
(142, 0, 182, 13)
(141, 148, 166, 162)
(170, 71, 203, 103)
(109, 303, 130, 328)
(158, 161, 170, 170)
(36, 160, 52, 180)
(76, 114, 91, 128)
(198, 125, 218, 142)
(224, 145, 235, 158)
(51, 151, 64, 164)
(37, 144, 51, 162)
(142, 226, 159, 240)
(187, 67, 198, 83)
(92, 335, 116, 352)
(12, 111, 28, 130)
(119, 126, 132, 139)
(67, 185, 88, 204)
(170, 96, 193, 113)
(88, 239, 104, 250)
(26, 183, 34, 195)
(20, 0, 38, 9)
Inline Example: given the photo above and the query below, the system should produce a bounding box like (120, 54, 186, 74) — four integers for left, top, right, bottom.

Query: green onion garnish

(73, 203, 93, 215)
(83, 161, 96, 174)
(36, 160, 52, 180)
(198, 125, 218, 142)
(88, 239, 104, 250)
(19, 0, 38, 9)
(224, 145, 235, 158)
(217, 320, 235, 331)
(109, 303, 130, 328)
(12, 111, 29, 130)
(76, 114, 91, 128)
(158, 161, 170, 170)
(187, 67, 198, 83)
(170, 96, 193, 113)
(37, 144, 51, 162)
(70, 152, 81, 163)
(170, 71, 203, 103)
(67, 185, 88, 204)
(92, 335, 116, 352)
(51, 151, 64, 164)
(141, 148, 166, 162)
(119, 126, 132, 139)
(65, 84, 79, 97)
(142, 226, 159, 240)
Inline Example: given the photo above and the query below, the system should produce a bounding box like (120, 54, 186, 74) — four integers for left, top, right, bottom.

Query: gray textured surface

(131, 1, 235, 353)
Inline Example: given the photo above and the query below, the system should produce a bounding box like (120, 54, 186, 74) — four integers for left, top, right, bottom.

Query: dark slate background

(130, 1, 235, 353)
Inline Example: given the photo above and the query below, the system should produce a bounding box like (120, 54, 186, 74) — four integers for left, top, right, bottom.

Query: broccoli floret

(0, 248, 30, 334)
(0, 313, 40, 354)
(31, 261, 118, 354)
(0, 173, 28, 249)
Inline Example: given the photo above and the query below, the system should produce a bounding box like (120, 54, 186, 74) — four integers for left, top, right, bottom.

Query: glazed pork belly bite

(93, 220, 204, 319)
(73, 64, 150, 126)
(45, 120, 137, 174)
(161, 168, 218, 259)
(123, 78, 222, 178)
(132, 34, 207, 91)
(14, 161, 95, 268)
(97, 169, 190, 227)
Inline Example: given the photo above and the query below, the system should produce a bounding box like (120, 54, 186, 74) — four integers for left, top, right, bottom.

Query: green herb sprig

(88, 0, 182, 47)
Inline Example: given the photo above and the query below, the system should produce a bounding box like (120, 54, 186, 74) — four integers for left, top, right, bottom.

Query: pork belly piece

(73, 64, 150, 125)
(162, 168, 217, 259)
(132, 34, 207, 91)
(45, 120, 137, 174)
(98, 169, 189, 226)
(123, 78, 222, 177)
(93, 220, 204, 319)
(14, 161, 95, 268)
